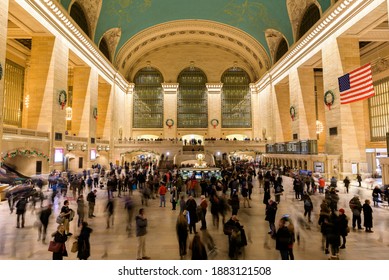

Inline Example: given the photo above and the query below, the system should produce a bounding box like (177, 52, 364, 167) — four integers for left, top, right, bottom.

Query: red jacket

(159, 185, 167, 195)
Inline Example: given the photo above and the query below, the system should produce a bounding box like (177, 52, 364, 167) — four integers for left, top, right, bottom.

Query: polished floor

(0, 175, 388, 260)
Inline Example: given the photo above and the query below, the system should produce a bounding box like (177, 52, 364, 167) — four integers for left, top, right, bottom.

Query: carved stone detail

(372, 58, 389, 74)
(103, 28, 122, 61)
(287, 0, 321, 41)
(264, 29, 285, 64)
(76, 0, 102, 39)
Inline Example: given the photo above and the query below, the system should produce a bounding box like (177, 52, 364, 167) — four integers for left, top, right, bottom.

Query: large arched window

(133, 67, 164, 128)
(275, 38, 288, 63)
(177, 67, 208, 128)
(297, 4, 320, 41)
(69, 2, 90, 37)
(221, 68, 251, 128)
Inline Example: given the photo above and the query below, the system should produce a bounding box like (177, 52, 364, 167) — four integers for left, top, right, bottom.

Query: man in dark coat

(362, 199, 373, 232)
(265, 200, 277, 236)
(16, 196, 27, 228)
(38, 204, 52, 243)
(77, 222, 93, 260)
(185, 196, 198, 234)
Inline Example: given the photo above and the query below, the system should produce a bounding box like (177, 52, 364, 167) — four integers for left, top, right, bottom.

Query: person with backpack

(16, 196, 27, 228)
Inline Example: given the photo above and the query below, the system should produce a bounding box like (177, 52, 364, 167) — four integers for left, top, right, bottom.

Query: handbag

(48, 241, 63, 253)
(56, 215, 64, 224)
(71, 240, 78, 253)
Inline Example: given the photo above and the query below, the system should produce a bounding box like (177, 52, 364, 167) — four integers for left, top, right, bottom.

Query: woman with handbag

(51, 224, 68, 260)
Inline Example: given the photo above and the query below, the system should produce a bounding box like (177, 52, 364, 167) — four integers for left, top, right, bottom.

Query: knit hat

(339, 208, 345, 214)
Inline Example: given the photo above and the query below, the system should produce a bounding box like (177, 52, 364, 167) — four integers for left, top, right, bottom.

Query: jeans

(160, 195, 166, 207)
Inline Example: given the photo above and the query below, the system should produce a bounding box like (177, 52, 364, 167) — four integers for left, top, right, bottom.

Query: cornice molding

(206, 83, 223, 92)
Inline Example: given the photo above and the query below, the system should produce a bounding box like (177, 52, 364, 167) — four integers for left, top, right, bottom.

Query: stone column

(0, 0, 9, 157)
(27, 37, 68, 170)
(206, 83, 223, 139)
(250, 84, 260, 139)
(274, 83, 291, 142)
(162, 83, 179, 138)
(379, 158, 389, 185)
(97, 81, 112, 140)
(322, 37, 367, 176)
(125, 84, 134, 139)
(289, 67, 316, 140)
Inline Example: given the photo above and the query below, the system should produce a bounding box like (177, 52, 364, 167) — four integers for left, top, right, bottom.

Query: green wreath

(289, 106, 296, 121)
(58, 90, 67, 109)
(324, 90, 335, 109)
(93, 107, 98, 120)
(210, 119, 219, 128)
(165, 119, 174, 128)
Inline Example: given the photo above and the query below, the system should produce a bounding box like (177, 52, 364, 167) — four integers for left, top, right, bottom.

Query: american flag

(338, 63, 375, 104)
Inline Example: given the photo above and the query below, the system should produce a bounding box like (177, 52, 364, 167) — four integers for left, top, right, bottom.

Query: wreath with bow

(165, 119, 174, 128)
(290, 106, 296, 121)
(58, 90, 67, 110)
(210, 119, 219, 128)
(324, 90, 335, 110)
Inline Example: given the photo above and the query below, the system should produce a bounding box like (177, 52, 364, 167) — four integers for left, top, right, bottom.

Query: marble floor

(0, 176, 388, 260)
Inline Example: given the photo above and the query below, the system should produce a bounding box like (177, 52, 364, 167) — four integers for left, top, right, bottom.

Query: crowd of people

(3, 159, 387, 261)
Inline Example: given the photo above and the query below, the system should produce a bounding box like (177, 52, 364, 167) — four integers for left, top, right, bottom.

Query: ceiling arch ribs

(115, 20, 271, 83)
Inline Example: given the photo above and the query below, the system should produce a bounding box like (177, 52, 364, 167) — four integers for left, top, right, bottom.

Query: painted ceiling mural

(60, 0, 331, 60)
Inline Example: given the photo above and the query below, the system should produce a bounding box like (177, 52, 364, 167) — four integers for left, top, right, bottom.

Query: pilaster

(162, 83, 178, 138)
(206, 83, 222, 138)
(274, 83, 291, 142)
(322, 36, 367, 176)
(0, 0, 9, 155)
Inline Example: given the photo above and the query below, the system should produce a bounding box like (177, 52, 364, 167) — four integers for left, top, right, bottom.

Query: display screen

(54, 148, 64, 163)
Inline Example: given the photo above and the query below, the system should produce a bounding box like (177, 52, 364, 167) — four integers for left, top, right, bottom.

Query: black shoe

(67, 233, 73, 236)
(142, 256, 151, 260)
(340, 245, 346, 249)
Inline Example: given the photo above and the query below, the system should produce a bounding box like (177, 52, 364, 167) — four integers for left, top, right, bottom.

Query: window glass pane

(369, 77, 389, 141)
(221, 68, 251, 128)
(133, 68, 164, 128)
(177, 68, 208, 128)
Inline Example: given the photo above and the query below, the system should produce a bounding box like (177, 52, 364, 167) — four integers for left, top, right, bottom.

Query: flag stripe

(339, 63, 374, 104)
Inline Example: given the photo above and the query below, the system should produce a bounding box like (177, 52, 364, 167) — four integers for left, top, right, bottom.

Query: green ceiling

(61, 0, 331, 58)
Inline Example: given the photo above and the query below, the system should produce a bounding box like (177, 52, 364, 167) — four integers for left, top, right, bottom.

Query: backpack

(196, 205, 203, 220)
(304, 199, 312, 208)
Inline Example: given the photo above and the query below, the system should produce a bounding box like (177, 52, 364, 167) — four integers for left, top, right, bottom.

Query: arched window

(69, 2, 90, 37)
(297, 4, 320, 40)
(133, 67, 164, 128)
(274, 38, 288, 63)
(177, 67, 208, 128)
(221, 68, 251, 128)
(99, 37, 111, 62)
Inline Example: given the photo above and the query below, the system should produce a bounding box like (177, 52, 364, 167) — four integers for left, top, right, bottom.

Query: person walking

(265, 199, 277, 236)
(136, 208, 150, 260)
(176, 211, 189, 259)
(189, 233, 208, 260)
(87, 189, 97, 218)
(105, 198, 115, 229)
(356, 174, 362, 187)
(338, 208, 349, 249)
(15, 196, 27, 228)
(185, 195, 198, 234)
(349, 195, 363, 230)
(76, 194, 86, 227)
(275, 217, 293, 260)
(343, 176, 350, 194)
(362, 199, 373, 232)
(158, 181, 167, 207)
(51, 224, 68, 260)
(77, 221, 93, 260)
(199, 195, 208, 230)
(60, 200, 73, 236)
(38, 204, 52, 243)
(303, 195, 313, 223)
